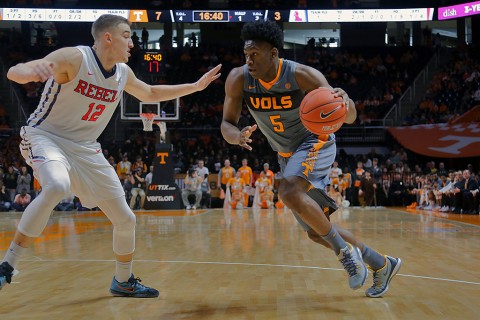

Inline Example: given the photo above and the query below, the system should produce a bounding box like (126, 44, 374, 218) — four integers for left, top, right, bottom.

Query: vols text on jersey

(248, 95, 292, 110)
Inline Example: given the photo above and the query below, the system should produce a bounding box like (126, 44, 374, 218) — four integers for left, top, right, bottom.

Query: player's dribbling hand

(238, 124, 257, 151)
(332, 87, 350, 109)
(194, 64, 222, 91)
(33, 62, 55, 82)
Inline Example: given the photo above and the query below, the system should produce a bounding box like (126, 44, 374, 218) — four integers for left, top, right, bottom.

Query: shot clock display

(139, 51, 165, 76)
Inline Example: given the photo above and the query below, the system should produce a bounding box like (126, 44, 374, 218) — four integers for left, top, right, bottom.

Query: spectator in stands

(2, 165, 18, 203)
(196, 159, 209, 179)
(131, 31, 140, 48)
(145, 165, 154, 190)
(116, 154, 131, 183)
(460, 169, 479, 214)
(263, 163, 275, 187)
(388, 172, 407, 206)
(327, 185, 343, 208)
(128, 167, 146, 210)
(0, 183, 12, 212)
(226, 171, 247, 209)
(437, 162, 448, 178)
(141, 27, 149, 49)
(16, 166, 31, 196)
(238, 158, 253, 205)
(182, 168, 202, 210)
(329, 160, 342, 186)
(12, 188, 31, 212)
(359, 171, 377, 207)
(132, 155, 147, 173)
(200, 173, 211, 209)
(218, 159, 235, 194)
(370, 158, 382, 182)
(107, 156, 117, 169)
(352, 161, 365, 206)
(55, 193, 76, 212)
(438, 171, 456, 212)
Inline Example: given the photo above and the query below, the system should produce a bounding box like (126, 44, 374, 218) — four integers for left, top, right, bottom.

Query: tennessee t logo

(156, 152, 168, 164)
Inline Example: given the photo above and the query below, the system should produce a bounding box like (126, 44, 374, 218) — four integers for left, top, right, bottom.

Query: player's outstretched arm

(221, 67, 257, 151)
(7, 47, 81, 84)
(125, 64, 221, 102)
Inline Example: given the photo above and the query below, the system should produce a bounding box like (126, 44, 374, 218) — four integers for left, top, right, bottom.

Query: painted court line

(20, 258, 480, 286)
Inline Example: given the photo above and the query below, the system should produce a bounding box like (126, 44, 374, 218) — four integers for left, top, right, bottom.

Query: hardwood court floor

(0, 206, 479, 320)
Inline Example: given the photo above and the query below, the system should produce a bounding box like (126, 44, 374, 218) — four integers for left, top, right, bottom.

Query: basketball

(299, 87, 347, 134)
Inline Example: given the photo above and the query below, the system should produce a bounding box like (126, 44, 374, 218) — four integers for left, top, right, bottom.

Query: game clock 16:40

(140, 51, 165, 75)
(193, 11, 229, 22)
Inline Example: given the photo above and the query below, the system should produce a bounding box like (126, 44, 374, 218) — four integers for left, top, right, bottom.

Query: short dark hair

(241, 20, 284, 50)
(92, 14, 130, 41)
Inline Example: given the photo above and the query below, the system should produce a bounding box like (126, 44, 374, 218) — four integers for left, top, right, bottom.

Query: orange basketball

(299, 87, 347, 134)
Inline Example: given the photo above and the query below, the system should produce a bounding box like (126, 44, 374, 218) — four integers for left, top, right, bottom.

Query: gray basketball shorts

(277, 134, 338, 231)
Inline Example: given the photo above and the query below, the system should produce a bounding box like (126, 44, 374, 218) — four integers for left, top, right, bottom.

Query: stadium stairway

(384, 47, 454, 126)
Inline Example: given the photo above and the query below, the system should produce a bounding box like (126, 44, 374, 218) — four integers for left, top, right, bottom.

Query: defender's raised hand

(195, 64, 222, 91)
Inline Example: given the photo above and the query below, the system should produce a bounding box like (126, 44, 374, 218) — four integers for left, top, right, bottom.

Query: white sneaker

(186, 205, 191, 210)
(424, 205, 432, 211)
(192, 206, 196, 210)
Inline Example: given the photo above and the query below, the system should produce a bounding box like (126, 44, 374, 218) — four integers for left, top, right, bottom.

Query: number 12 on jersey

(81, 103, 105, 121)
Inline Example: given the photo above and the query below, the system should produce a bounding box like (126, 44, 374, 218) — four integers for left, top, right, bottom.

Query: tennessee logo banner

(388, 122, 480, 158)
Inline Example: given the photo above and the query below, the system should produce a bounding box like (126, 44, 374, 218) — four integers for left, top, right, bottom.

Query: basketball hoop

(140, 113, 157, 131)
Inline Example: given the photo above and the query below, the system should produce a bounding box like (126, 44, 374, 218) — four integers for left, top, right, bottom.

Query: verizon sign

(438, 1, 480, 20)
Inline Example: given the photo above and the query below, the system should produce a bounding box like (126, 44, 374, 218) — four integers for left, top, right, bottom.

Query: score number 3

(81, 103, 105, 121)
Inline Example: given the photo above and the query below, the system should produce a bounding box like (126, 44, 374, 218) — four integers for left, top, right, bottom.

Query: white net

(140, 113, 157, 131)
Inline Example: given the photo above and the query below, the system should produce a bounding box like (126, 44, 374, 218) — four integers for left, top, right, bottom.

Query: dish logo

(443, 8, 457, 17)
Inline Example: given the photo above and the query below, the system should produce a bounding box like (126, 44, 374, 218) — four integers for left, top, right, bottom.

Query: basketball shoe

(0, 261, 14, 291)
(365, 256, 402, 298)
(110, 274, 159, 298)
(337, 244, 368, 290)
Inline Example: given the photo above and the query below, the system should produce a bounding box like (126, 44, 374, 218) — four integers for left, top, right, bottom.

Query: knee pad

(98, 197, 136, 255)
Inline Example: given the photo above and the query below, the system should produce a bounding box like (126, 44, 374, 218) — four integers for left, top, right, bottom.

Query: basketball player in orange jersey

(0, 14, 221, 297)
(221, 20, 401, 298)
(238, 158, 253, 205)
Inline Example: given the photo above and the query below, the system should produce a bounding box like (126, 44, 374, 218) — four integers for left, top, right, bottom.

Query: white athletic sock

(115, 261, 132, 283)
(3, 242, 27, 269)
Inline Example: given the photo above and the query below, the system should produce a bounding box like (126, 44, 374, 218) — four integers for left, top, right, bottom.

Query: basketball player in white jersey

(0, 14, 221, 298)
(221, 20, 401, 298)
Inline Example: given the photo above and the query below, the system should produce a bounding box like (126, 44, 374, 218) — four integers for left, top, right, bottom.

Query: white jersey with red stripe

(26, 46, 128, 143)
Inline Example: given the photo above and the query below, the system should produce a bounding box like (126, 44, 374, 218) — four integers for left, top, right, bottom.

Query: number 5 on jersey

(82, 103, 106, 121)
(269, 115, 285, 132)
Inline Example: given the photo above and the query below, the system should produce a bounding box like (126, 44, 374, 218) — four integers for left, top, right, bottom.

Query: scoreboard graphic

(0, 8, 435, 23)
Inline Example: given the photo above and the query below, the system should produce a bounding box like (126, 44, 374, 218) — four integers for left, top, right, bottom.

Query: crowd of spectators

(403, 48, 480, 126)
(0, 20, 478, 214)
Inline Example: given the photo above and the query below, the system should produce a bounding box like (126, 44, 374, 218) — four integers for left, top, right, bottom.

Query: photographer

(128, 167, 146, 210)
(182, 169, 203, 210)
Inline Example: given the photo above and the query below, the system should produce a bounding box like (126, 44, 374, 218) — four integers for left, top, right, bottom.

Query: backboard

(120, 92, 180, 121)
